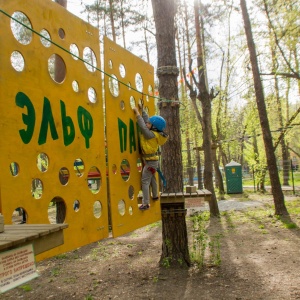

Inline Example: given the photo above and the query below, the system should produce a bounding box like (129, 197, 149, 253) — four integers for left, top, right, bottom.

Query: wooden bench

(0, 224, 68, 255)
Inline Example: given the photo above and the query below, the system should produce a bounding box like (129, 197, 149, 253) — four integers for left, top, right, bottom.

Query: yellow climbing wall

(0, 0, 108, 260)
(0, 0, 162, 259)
(104, 37, 161, 238)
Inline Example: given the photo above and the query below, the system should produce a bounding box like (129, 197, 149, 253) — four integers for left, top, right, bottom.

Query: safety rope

(0, 8, 183, 107)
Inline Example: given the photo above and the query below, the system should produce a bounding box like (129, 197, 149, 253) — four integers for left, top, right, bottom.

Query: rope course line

(215, 125, 298, 145)
(0, 8, 183, 107)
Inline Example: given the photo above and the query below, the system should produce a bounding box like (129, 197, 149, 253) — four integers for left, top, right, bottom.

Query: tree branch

(274, 105, 300, 150)
(263, 0, 299, 78)
(260, 71, 300, 80)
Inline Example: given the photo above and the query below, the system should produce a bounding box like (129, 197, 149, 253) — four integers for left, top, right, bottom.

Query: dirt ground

(2, 193, 300, 300)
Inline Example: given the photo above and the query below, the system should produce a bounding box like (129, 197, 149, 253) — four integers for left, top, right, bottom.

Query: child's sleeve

(136, 115, 155, 139)
(142, 110, 149, 123)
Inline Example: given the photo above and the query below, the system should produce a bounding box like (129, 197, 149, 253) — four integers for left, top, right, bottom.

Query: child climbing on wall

(133, 105, 169, 210)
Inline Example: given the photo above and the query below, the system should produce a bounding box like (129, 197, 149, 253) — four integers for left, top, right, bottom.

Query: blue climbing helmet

(149, 115, 166, 131)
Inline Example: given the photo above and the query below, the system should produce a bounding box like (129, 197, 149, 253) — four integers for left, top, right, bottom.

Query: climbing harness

(157, 168, 167, 188)
(146, 165, 167, 189)
(142, 152, 160, 158)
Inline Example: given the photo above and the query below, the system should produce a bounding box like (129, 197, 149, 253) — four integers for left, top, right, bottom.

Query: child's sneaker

(139, 204, 149, 211)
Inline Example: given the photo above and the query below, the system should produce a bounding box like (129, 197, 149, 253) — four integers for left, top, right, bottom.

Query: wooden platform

(160, 189, 212, 204)
(0, 224, 68, 255)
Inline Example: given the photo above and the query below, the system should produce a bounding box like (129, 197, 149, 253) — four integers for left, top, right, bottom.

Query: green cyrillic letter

(129, 119, 136, 153)
(77, 106, 93, 149)
(61, 100, 75, 146)
(118, 118, 127, 153)
(38, 97, 59, 145)
(16, 92, 35, 144)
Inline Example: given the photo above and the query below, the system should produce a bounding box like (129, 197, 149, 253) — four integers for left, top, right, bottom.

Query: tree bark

(55, 0, 67, 7)
(161, 211, 190, 267)
(240, 0, 288, 215)
(151, 0, 190, 267)
(108, 0, 116, 42)
(194, 0, 219, 217)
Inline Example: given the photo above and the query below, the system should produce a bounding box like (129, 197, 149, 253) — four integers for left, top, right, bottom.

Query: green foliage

(283, 222, 297, 229)
(190, 212, 221, 267)
(55, 253, 68, 260)
(20, 284, 32, 292)
(50, 268, 60, 277)
(145, 221, 161, 231)
(161, 257, 171, 268)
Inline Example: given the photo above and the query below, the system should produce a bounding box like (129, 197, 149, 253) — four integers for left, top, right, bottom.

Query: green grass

(20, 284, 32, 292)
(189, 198, 300, 268)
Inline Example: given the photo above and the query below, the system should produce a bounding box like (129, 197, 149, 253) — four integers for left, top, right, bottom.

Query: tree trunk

(108, 0, 116, 42)
(240, 0, 288, 215)
(212, 145, 225, 199)
(194, 0, 219, 217)
(151, 0, 190, 267)
(195, 150, 203, 189)
(56, 201, 66, 224)
(186, 136, 194, 186)
(55, 0, 67, 7)
(120, 0, 126, 49)
(161, 211, 190, 267)
(269, 22, 290, 186)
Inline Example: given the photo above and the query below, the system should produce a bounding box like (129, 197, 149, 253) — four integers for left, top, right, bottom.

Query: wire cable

(0, 8, 182, 107)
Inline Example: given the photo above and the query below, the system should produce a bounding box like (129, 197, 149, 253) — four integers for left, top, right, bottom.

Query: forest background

(2, 1, 299, 298)
(63, 0, 300, 191)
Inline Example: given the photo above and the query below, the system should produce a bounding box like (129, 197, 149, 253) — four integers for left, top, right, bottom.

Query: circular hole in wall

(87, 166, 101, 194)
(11, 11, 32, 45)
(83, 47, 97, 72)
(72, 80, 79, 92)
(70, 43, 79, 60)
(148, 85, 153, 97)
(137, 158, 142, 172)
(74, 158, 84, 177)
(135, 73, 143, 92)
(119, 64, 126, 78)
(58, 28, 65, 39)
(48, 54, 66, 83)
(120, 100, 125, 110)
(48, 197, 66, 224)
(73, 200, 80, 212)
(40, 29, 51, 47)
(112, 164, 117, 174)
(10, 162, 19, 176)
(118, 199, 125, 216)
(12, 207, 27, 224)
(93, 201, 102, 218)
(31, 178, 43, 199)
(11, 51, 25, 72)
(37, 153, 49, 172)
(120, 159, 130, 181)
(108, 74, 119, 97)
(128, 185, 134, 200)
(129, 206, 133, 215)
(129, 96, 136, 109)
(88, 87, 97, 103)
(59, 167, 70, 185)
